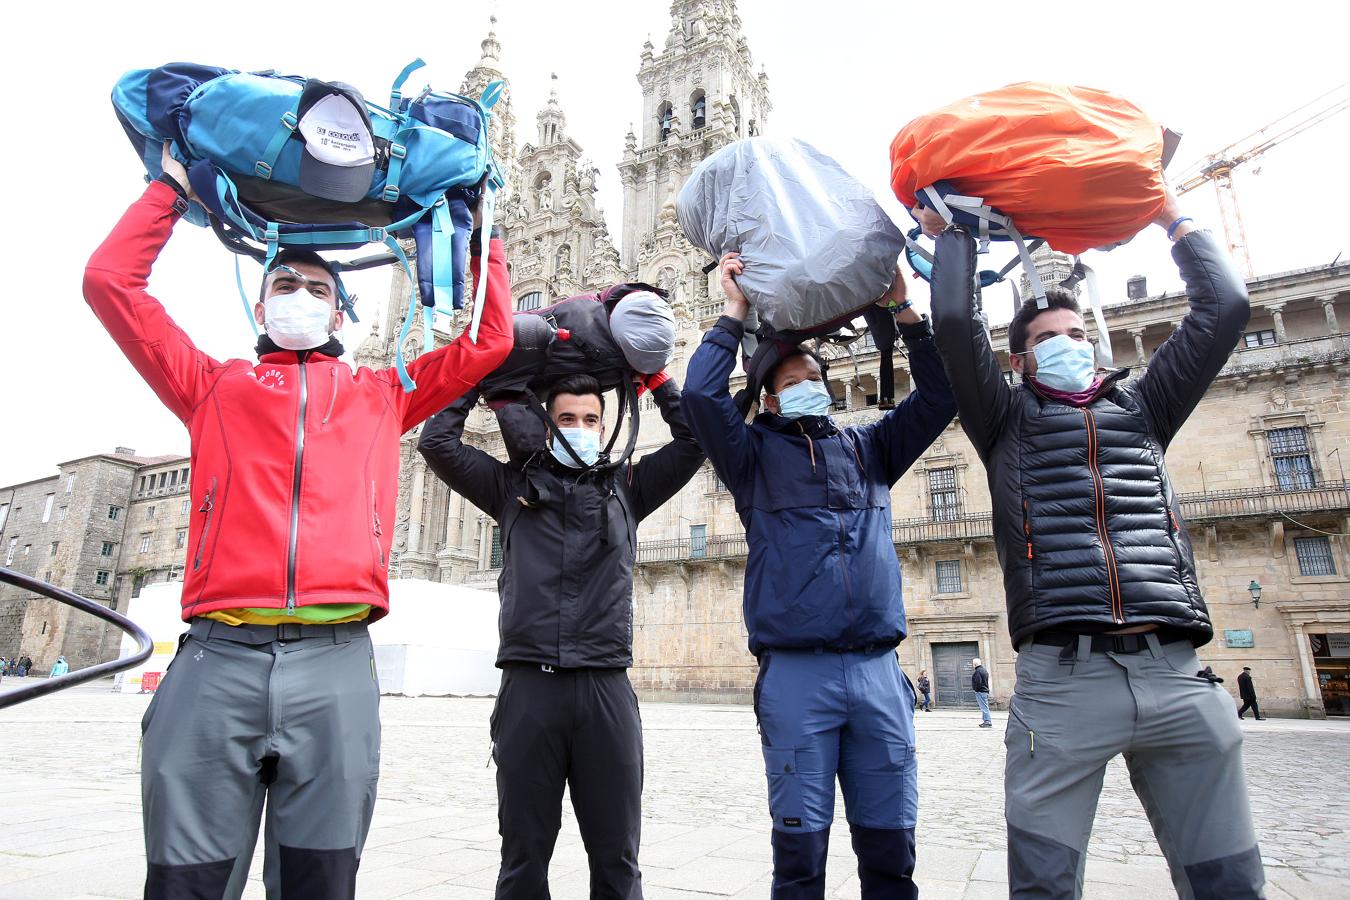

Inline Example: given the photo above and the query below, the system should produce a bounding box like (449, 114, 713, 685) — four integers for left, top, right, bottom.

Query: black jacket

(972, 665, 989, 693)
(418, 380, 705, 668)
(917, 675, 930, 694)
(1238, 671, 1257, 701)
(931, 228, 1249, 648)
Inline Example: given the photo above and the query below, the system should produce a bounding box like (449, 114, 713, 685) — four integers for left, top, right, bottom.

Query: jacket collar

(255, 333, 346, 364)
(1025, 367, 1130, 406)
(755, 411, 838, 439)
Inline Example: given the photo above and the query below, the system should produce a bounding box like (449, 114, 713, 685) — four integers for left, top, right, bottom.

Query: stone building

(0, 449, 184, 671)
(354, 3, 1350, 717)
(5, 2, 1348, 718)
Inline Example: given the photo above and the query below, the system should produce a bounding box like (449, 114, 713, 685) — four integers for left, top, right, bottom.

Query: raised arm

(681, 253, 757, 491)
(417, 388, 512, 516)
(629, 376, 707, 521)
(1127, 201, 1249, 448)
(928, 226, 1012, 463)
(83, 158, 221, 423)
(398, 226, 515, 430)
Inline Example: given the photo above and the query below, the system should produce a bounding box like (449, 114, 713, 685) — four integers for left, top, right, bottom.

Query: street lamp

(1248, 580, 1262, 609)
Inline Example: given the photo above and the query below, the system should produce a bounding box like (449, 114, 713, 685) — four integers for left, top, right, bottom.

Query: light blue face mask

(550, 427, 602, 468)
(1031, 334, 1097, 392)
(775, 378, 832, 419)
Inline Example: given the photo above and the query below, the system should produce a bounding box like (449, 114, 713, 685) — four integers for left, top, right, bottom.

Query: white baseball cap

(296, 80, 376, 203)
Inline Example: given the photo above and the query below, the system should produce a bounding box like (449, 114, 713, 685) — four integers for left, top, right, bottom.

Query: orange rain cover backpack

(890, 82, 1171, 257)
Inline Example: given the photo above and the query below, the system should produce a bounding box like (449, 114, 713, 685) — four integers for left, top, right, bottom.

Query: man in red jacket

(84, 146, 514, 900)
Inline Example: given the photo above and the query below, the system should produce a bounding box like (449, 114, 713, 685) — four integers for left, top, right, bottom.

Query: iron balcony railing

(1177, 480, 1350, 523)
(632, 481, 1350, 565)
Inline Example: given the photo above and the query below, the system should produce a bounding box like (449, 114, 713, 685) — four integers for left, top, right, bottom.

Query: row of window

(656, 91, 757, 143)
(486, 518, 1336, 583)
(138, 467, 190, 495)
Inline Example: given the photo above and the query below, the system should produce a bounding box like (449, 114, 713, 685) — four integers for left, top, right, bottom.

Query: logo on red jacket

(255, 368, 286, 389)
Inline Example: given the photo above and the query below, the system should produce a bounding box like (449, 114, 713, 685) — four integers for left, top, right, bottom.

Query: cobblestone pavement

(1, 682, 1347, 899)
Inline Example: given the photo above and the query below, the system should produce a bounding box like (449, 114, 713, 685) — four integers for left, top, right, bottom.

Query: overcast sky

(1, 0, 1347, 486)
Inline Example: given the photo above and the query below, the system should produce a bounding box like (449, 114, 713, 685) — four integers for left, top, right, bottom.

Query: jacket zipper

(371, 481, 386, 569)
(322, 368, 338, 426)
(192, 477, 218, 571)
(1081, 409, 1124, 624)
(285, 362, 309, 613)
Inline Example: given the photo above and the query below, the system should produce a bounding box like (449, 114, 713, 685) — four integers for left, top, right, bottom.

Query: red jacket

(84, 181, 514, 622)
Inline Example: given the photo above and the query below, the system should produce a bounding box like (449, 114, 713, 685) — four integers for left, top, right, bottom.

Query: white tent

(115, 578, 501, 697)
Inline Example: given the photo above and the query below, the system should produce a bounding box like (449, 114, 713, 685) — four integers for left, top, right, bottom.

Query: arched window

(658, 102, 673, 143)
(729, 95, 741, 136)
(691, 91, 706, 130)
(518, 291, 543, 312)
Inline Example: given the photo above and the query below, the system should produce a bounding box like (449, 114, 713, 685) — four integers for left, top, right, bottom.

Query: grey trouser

(141, 618, 381, 900)
(1005, 633, 1265, 900)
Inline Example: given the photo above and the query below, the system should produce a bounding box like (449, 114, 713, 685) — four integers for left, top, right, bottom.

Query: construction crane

(1173, 81, 1350, 277)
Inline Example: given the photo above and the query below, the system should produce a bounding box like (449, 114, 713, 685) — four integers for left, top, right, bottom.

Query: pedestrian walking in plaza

(18, 655, 32, 677)
(84, 145, 513, 899)
(1238, 667, 1266, 720)
(916, 671, 932, 711)
(419, 369, 703, 900)
(972, 659, 992, 726)
(683, 252, 956, 900)
(928, 189, 1266, 898)
(48, 656, 69, 678)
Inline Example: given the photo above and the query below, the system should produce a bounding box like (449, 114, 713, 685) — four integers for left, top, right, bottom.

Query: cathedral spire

(537, 73, 566, 145)
(479, 14, 502, 70)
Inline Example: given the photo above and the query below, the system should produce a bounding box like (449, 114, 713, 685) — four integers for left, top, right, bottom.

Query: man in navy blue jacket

(683, 252, 957, 899)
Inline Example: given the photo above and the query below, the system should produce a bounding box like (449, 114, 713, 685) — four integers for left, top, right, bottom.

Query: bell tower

(617, 0, 771, 280)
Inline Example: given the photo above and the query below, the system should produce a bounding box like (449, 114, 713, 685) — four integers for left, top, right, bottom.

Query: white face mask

(550, 427, 602, 468)
(263, 292, 334, 351)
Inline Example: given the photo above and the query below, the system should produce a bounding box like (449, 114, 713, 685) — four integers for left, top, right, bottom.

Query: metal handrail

(0, 568, 153, 709)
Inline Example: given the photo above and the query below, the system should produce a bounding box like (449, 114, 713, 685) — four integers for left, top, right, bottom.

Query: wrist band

(890, 299, 914, 312)
(1166, 216, 1193, 240)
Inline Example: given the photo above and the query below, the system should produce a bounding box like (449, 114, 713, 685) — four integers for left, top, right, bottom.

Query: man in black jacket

(1237, 667, 1265, 720)
(928, 193, 1265, 899)
(418, 371, 704, 900)
(971, 658, 991, 727)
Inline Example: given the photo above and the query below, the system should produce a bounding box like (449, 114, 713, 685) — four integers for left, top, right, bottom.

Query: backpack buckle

(368, 227, 387, 242)
(382, 186, 401, 203)
(254, 161, 273, 178)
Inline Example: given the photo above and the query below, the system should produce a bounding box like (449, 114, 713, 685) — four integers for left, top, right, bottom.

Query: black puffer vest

(995, 377, 1207, 646)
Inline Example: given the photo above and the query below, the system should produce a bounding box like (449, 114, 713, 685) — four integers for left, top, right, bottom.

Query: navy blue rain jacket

(683, 315, 957, 655)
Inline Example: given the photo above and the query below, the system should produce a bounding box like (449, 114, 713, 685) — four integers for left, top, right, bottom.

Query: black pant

(491, 665, 644, 900)
(1238, 698, 1262, 719)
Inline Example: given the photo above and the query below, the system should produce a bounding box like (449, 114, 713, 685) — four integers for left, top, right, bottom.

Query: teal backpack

(113, 59, 505, 389)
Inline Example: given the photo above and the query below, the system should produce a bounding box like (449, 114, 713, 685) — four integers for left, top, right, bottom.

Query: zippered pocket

(321, 368, 338, 426)
(192, 477, 218, 571)
(1007, 699, 1037, 757)
(1022, 499, 1033, 561)
(370, 481, 386, 574)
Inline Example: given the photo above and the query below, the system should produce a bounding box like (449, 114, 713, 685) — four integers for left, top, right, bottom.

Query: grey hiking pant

(141, 618, 381, 900)
(1005, 632, 1265, 900)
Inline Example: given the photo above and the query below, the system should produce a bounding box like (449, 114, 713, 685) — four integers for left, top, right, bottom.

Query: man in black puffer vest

(928, 192, 1265, 900)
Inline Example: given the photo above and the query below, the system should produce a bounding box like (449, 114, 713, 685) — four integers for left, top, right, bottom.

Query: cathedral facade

(7, 2, 1346, 719)
(343, 2, 1350, 718)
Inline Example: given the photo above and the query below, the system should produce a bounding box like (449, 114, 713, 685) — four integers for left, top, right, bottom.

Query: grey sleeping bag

(676, 137, 904, 333)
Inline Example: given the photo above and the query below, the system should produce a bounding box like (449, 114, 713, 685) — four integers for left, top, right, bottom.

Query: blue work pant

(754, 648, 918, 899)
